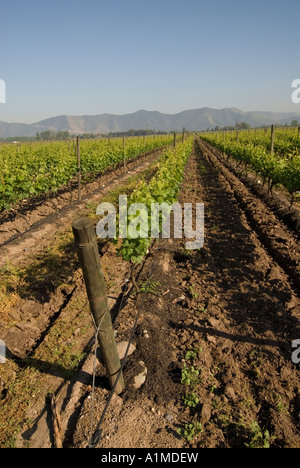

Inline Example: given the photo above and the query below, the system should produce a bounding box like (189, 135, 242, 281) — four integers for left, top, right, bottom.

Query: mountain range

(1, 108, 300, 138)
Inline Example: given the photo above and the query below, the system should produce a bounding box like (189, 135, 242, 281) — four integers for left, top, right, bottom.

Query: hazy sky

(0, 0, 299, 123)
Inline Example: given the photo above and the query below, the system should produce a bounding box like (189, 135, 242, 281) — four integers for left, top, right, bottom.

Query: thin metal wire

(88, 310, 107, 447)
(87, 278, 130, 448)
(88, 238, 161, 449)
(87, 275, 130, 440)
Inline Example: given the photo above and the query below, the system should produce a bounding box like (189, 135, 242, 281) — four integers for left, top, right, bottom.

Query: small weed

(183, 392, 200, 408)
(209, 384, 218, 394)
(245, 421, 273, 449)
(185, 349, 199, 362)
(177, 422, 203, 442)
(189, 284, 199, 300)
(181, 365, 201, 388)
(212, 396, 222, 411)
(196, 306, 208, 315)
(248, 348, 263, 367)
(179, 247, 192, 258)
(276, 399, 288, 415)
(197, 162, 207, 174)
(139, 276, 162, 296)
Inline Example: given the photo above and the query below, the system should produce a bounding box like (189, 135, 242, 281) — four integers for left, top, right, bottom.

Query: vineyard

(0, 130, 299, 449)
(0, 135, 174, 212)
(201, 128, 300, 204)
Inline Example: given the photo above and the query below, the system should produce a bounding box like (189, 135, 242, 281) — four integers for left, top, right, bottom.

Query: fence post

(77, 136, 82, 201)
(72, 217, 125, 395)
(123, 136, 127, 173)
(271, 125, 275, 156)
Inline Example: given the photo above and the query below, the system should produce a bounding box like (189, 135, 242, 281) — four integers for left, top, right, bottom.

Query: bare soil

(0, 139, 299, 448)
(73, 140, 300, 448)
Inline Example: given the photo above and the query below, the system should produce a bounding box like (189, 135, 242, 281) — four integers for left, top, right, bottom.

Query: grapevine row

(0, 135, 174, 212)
(117, 137, 194, 264)
(201, 129, 300, 204)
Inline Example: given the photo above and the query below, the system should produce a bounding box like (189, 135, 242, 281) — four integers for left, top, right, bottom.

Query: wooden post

(271, 125, 275, 156)
(123, 136, 127, 173)
(174, 132, 177, 149)
(298, 126, 300, 139)
(77, 136, 82, 201)
(72, 217, 125, 395)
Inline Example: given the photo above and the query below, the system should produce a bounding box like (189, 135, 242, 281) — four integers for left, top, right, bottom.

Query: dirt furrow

(183, 142, 300, 447)
(200, 138, 300, 238)
(197, 138, 300, 292)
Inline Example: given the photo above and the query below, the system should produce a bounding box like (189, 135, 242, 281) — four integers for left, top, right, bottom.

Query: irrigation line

(88, 238, 162, 449)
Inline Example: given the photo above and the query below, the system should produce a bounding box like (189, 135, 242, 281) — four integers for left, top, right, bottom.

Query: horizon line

(1, 106, 300, 126)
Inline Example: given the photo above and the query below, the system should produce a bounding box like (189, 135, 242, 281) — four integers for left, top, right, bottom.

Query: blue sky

(0, 0, 299, 123)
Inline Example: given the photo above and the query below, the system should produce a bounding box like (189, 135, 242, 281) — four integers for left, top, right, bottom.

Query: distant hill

(1, 108, 300, 138)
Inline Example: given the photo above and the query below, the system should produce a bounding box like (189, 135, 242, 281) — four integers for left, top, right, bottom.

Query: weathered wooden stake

(174, 132, 177, 149)
(77, 136, 82, 201)
(72, 217, 125, 395)
(271, 125, 275, 156)
(123, 136, 127, 173)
